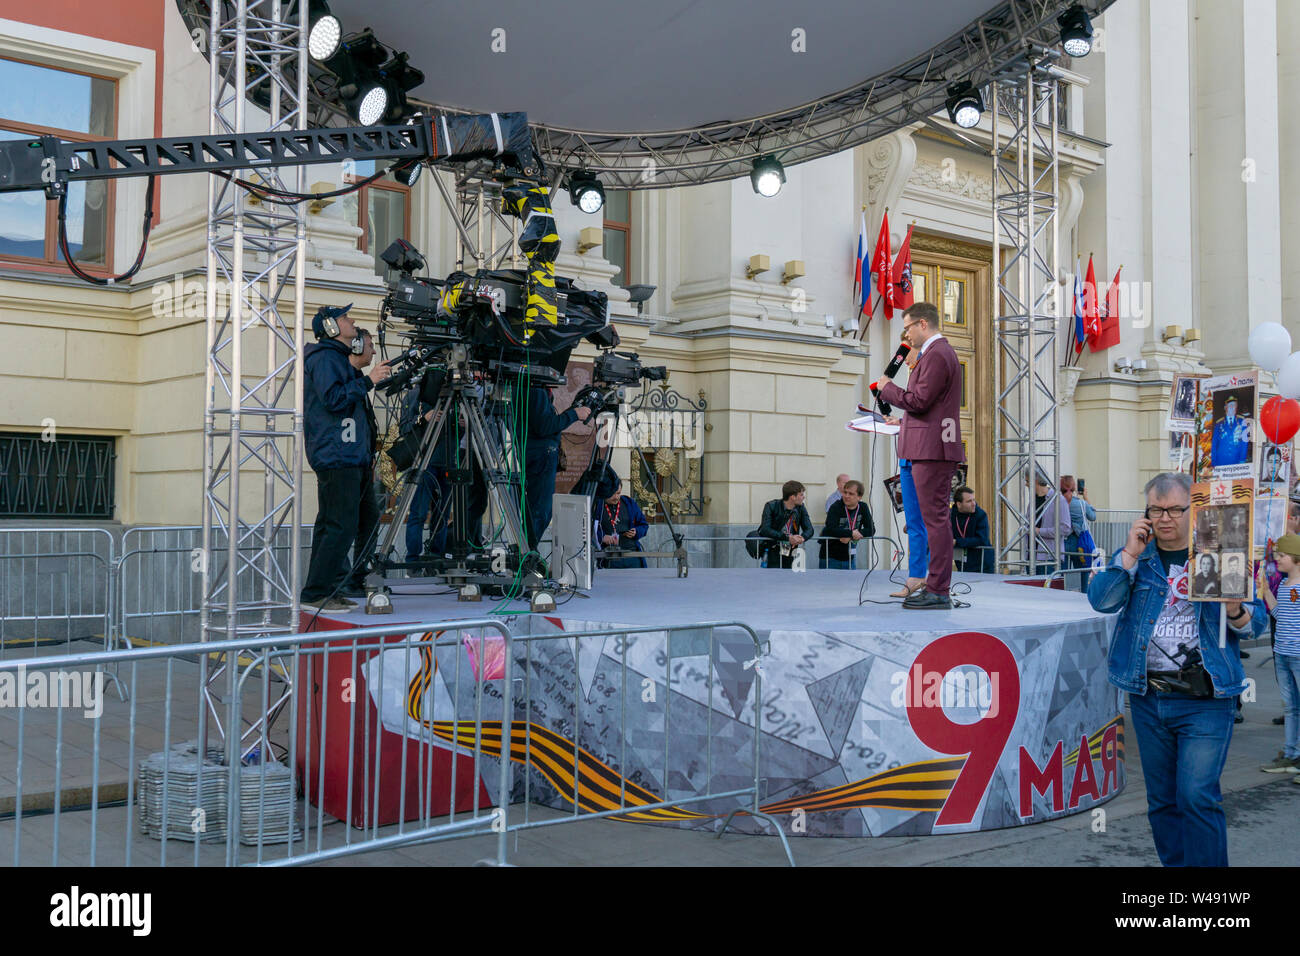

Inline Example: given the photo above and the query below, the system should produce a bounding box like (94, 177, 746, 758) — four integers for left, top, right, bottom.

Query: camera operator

(1087, 471, 1266, 866)
(300, 304, 392, 612)
(341, 327, 382, 596)
(522, 383, 592, 550)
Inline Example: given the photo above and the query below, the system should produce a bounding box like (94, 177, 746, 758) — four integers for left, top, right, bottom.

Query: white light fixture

(356, 85, 388, 126)
(781, 260, 805, 285)
(308, 11, 342, 61)
(745, 254, 770, 280)
(750, 155, 786, 197)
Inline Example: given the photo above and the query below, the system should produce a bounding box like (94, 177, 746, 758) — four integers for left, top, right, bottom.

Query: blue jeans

(899, 460, 929, 579)
(405, 468, 450, 559)
(825, 557, 854, 570)
(1128, 690, 1234, 867)
(1276, 652, 1300, 759)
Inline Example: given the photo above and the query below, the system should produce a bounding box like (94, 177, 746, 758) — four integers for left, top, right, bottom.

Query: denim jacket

(1086, 541, 1266, 697)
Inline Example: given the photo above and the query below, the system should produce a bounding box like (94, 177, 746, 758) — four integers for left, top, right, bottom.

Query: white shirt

(919, 333, 946, 356)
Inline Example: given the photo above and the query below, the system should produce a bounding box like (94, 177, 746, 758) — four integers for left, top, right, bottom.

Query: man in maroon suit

(876, 302, 965, 609)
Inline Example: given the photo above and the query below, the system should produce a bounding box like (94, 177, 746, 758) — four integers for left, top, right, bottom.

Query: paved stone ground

(2, 638, 1296, 866)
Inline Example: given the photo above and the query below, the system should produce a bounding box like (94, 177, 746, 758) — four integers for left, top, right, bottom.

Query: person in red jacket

(876, 302, 965, 610)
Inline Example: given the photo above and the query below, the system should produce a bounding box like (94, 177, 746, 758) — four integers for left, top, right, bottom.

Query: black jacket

(304, 339, 374, 471)
(951, 504, 994, 573)
(351, 365, 379, 464)
(759, 500, 815, 553)
(400, 376, 455, 468)
(819, 500, 875, 562)
(524, 385, 578, 457)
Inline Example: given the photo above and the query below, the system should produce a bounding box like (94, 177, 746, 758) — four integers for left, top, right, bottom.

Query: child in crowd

(1258, 533, 1300, 777)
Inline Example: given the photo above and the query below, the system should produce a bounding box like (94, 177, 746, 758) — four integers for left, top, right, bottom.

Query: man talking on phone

(1087, 472, 1266, 866)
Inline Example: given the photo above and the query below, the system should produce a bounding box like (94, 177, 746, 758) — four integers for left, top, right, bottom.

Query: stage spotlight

(945, 81, 984, 128)
(1058, 5, 1095, 57)
(750, 154, 785, 197)
(350, 84, 388, 125)
(394, 161, 422, 187)
(307, 1, 342, 62)
(377, 52, 424, 122)
(568, 170, 605, 214)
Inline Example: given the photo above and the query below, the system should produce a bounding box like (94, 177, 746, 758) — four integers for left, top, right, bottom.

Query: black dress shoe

(1274, 715, 1286, 725)
(902, 590, 953, 610)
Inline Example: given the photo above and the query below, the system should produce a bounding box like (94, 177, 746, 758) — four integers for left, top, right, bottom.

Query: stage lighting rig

(945, 81, 984, 128)
(1058, 5, 1095, 57)
(567, 170, 605, 213)
(750, 154, 785, 197)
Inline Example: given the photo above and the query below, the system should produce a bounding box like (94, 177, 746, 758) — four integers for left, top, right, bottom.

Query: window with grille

(0, 433, 116, 519)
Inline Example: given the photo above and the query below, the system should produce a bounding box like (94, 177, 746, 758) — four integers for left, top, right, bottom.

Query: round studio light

(395, 161, 422, 187)
(1058, 5, 1095, 57)
(568, 170, 605, 214)
(356, 85, 388, 125)
(750, 154, 785, 197)
(308, 14, 342, 61)
(945, 81, 984, 129)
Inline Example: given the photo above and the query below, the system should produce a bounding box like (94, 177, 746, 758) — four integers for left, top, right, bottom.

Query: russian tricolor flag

(855, 212, 871, 316)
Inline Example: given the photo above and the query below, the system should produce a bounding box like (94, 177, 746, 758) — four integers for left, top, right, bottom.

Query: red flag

(872, 211, 894, 319)
(1095, 265, 1122, 349)
(891, 224, 914, 310)
(1083, 254, 1099, 348)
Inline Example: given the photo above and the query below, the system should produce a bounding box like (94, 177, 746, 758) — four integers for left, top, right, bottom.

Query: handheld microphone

(871, 342, 911, 415)
(882, 341, 911, 380)
(871, 382, 892, 416)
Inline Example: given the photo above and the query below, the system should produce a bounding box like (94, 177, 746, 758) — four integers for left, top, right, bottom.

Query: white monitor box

(551, 493, 593, 590)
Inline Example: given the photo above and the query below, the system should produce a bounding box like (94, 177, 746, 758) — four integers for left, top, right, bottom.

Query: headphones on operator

(312, 303, 364, 354)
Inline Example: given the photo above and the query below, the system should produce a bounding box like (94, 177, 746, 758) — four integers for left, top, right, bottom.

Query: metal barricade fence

(623, 534, 904, 571)
(0, 527, 116, 659)
(0, 616, 793, 867)
(117, 525, 316, 647)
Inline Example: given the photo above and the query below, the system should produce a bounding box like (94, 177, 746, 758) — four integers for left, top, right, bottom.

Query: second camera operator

(300, 304, 392, 612)
(522, 382, 592, 550)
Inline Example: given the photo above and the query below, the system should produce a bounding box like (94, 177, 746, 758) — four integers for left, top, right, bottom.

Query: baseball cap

(1274, 533, 1300, 558)
(311, 303, 354, 340)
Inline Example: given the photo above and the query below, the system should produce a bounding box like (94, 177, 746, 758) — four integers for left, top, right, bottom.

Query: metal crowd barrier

(0, 526, 117, 659)
(643, 534, 903, 571)
(0, 616, 792, 867)
(117, 525, 315, 648)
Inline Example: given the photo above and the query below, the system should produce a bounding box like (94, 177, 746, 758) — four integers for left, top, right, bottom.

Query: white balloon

(1277, 351, 1300, 400)
(1248, 322, 1292, 371)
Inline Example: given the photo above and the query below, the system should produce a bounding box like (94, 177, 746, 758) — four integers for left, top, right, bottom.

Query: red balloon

(1261, 395, 1300, 445)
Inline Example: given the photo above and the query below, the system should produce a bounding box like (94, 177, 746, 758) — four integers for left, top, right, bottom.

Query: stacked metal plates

(137, 743, 229, 843)
(237, 760, 301, 845)
(137, 741, 304, 846)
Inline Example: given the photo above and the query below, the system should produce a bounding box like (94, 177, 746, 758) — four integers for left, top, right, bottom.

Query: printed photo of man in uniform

(1221, 505, 1249, 550)
(1210, 392, 1252, 468)
(1220, 551, 1247, 598)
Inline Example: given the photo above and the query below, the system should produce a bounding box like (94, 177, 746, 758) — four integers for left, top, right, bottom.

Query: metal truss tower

(199, 0, 309, 760)
(991, 53, 1063, 573)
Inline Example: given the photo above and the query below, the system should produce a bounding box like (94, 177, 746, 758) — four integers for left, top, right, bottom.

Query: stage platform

(308, 568, 1125, 837)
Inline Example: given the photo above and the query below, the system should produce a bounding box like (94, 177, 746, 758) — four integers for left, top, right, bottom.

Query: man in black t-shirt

(819, 479, 874, 569)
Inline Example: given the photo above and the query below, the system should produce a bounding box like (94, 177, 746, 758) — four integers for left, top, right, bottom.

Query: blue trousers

(1128, 690, 1234, 867)
(900, 459, 929, 579)
(405, 468, 450, 559)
